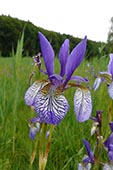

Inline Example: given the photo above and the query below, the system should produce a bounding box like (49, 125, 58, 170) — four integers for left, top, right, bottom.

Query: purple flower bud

(29, 123, 40, 140)
(33, 53, 41, 66)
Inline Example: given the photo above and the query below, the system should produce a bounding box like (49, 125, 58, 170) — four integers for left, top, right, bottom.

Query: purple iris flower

(24, 32, 92, 126)
(78, 139, 94, 170)
(93, 54, 113, 99)
(103, 122, 113, 169)
(82, 139, 94, 164)
(104, 122, 113, 161)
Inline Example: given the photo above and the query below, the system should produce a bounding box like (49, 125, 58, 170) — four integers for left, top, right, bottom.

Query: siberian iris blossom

(24, 32, 92, 127)
(78, 139, 94, 170)
(104, 122, 113, 161)
(82, 139, 94, 164)
(93, 54, 113, 99)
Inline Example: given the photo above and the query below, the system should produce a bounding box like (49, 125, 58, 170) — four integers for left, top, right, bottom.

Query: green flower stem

(39, 123, 48, 170)
(39, 124, 55, 170)
(44, 125, 55, 161)
(29, 63, 40, 85)
(93, 137, 104, 169)
(30, 127, 41, 170)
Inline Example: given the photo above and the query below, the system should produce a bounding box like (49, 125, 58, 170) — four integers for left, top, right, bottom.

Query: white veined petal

(93, 77, 102, 91)
(74, 88, 92, 122)
(24, 81, 48, 106)
(108, 82, 113, 99)
(34, 90, 69, 125)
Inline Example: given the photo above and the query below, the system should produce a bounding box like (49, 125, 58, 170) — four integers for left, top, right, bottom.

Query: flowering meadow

(0, 33, 113, 170)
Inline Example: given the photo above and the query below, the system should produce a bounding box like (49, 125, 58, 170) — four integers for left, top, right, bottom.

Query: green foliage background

(0, 15, 111, 59)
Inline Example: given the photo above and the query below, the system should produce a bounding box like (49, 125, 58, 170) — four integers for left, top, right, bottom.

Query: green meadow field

(0, 38, 112, 169)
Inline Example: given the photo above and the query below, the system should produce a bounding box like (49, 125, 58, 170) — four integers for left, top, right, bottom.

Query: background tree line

(0, 15, 112, 59)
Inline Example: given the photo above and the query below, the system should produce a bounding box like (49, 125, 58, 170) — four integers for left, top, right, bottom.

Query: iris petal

(108, 82, 113, 99)
(103, 163, 113, 170)
(74, 88, 92, 122)
(93, 77, 102, 91)
(109, 151, 113, 161)
(38, 32, 54, 76)
(24, 81, 48, 106)
(83, 139, 94, 163)
(34, 90, 69, 125)
(108, 54, 113, 78)
(104, 133, 113, 148)
(70, 76, 88, 83)
(78, 163, 84, 170)
(49, 73, 63, 86)
(99, 72, 112, 85)
(64, 36, 87, 85)
(29, 126, 38, 140)
(58, 39, 69, 77)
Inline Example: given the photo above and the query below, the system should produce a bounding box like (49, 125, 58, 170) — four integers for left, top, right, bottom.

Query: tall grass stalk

(12, 32, 24, 154)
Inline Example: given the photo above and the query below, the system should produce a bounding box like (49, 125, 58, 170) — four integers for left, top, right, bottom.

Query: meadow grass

(0, 40, 112, 170)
